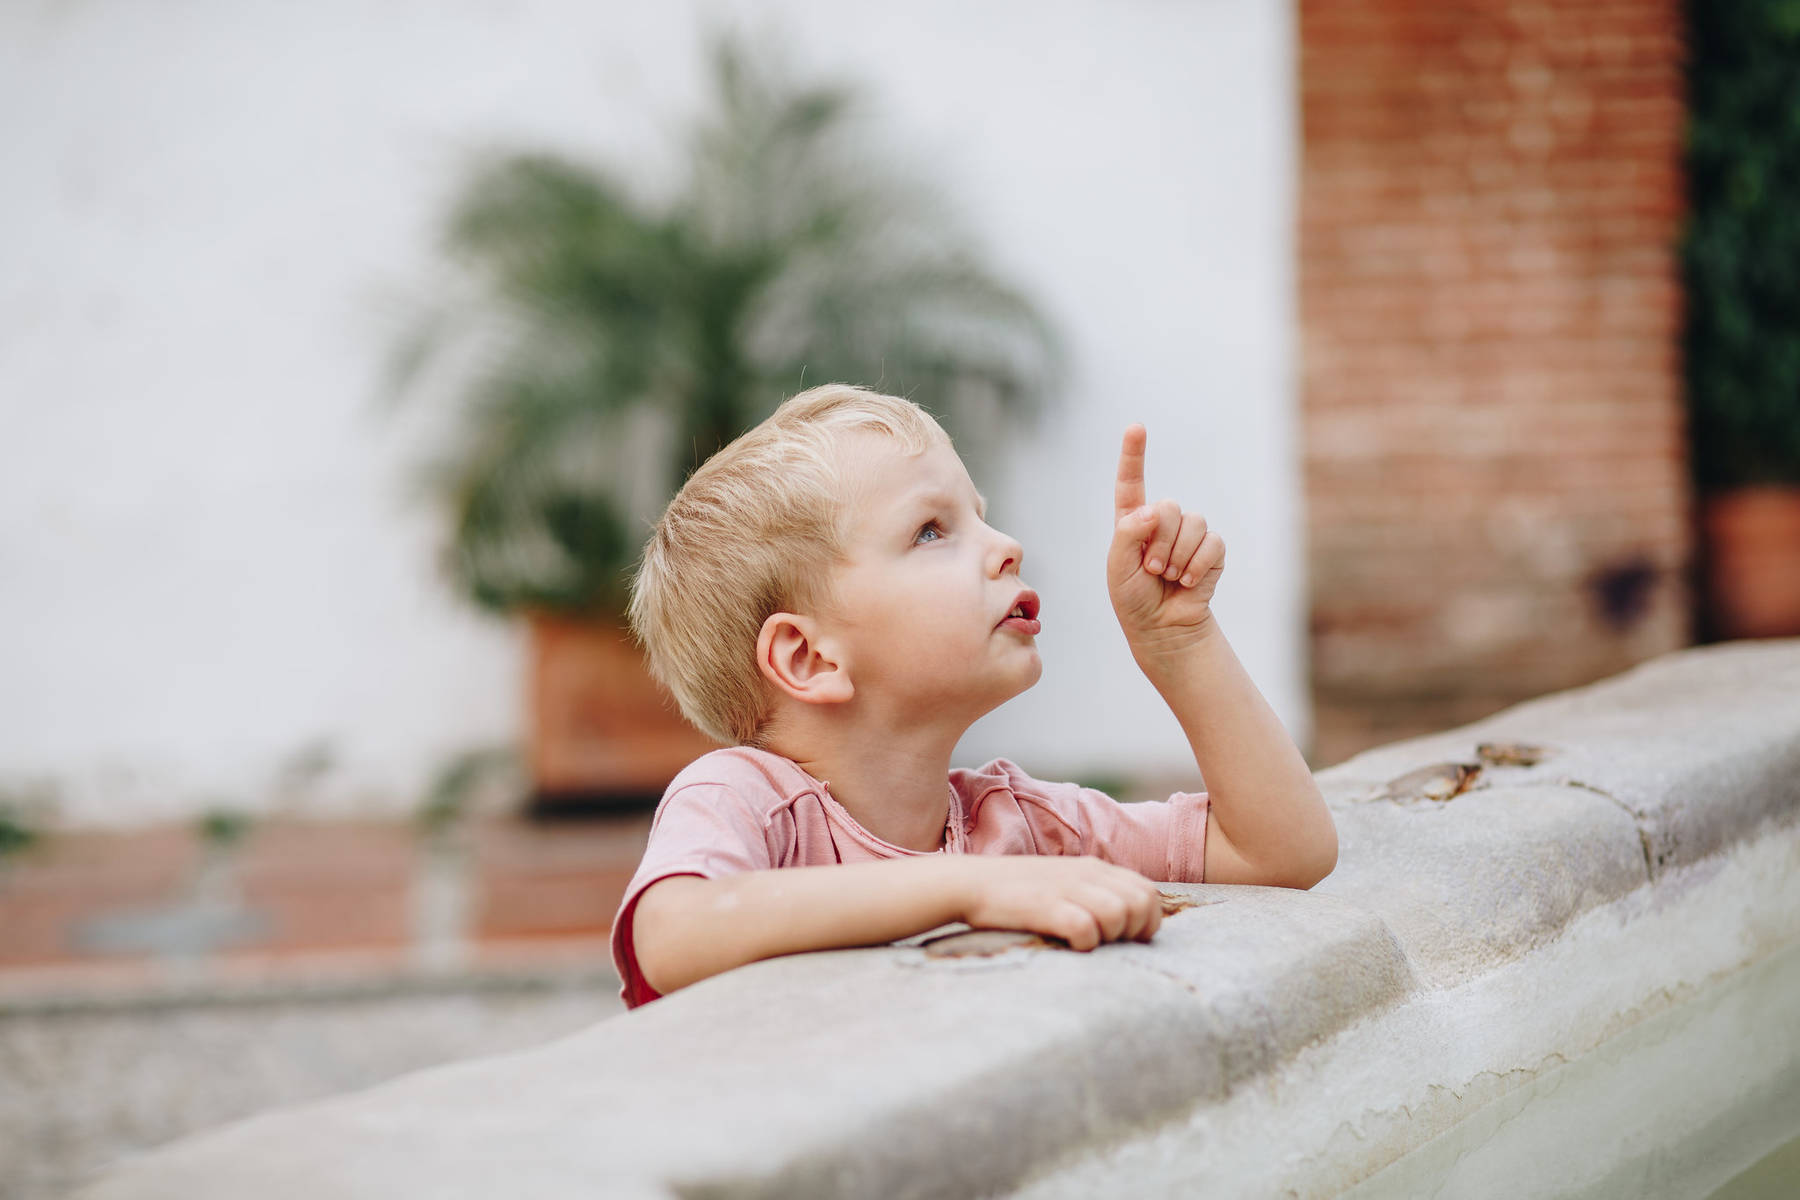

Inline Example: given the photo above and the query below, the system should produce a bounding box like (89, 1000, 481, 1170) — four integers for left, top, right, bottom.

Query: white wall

(0, 0, 1299, 826)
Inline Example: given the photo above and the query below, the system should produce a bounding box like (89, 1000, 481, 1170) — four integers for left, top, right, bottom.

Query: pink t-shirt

(609, 746, 1209, 1007)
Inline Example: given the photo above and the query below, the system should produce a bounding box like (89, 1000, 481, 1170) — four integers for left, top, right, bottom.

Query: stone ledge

(1012, 824, 1800, 1199)
(77, 641, 1800, 1199)
(1315, 786, 1646, 987)
(1319, 640, 1800, 879)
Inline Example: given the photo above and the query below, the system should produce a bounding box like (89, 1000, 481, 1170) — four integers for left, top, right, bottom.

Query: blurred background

(3, 1, 1797, 1195)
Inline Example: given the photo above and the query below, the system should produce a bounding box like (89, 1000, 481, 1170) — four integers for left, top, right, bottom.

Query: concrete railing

(78, 641, 1800, 1198)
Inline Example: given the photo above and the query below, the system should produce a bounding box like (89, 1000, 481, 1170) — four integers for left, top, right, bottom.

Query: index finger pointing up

(1115, 424, 1148, 516)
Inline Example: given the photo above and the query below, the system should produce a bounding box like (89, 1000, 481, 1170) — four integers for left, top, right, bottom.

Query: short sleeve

(1071, 784, 1209, 883)
(609, 781, 787, 1009)
(974, 760, 1209, 884)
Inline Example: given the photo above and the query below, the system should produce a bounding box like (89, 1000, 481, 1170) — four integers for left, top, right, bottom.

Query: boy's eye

(914, 520, 945, 545)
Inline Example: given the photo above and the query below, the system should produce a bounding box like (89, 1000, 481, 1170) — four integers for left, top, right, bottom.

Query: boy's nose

(987, 528, 1025, 577)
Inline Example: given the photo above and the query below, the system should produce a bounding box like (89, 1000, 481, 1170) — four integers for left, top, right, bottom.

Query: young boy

(611, 384, 1336, 1007)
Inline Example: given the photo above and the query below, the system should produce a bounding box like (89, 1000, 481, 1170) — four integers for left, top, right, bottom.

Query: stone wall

(71, 641, 1800, 1198)
(1300, 0, 1693, 765)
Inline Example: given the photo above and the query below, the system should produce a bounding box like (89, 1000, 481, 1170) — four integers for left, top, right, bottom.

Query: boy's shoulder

(662, 745, 825, 821)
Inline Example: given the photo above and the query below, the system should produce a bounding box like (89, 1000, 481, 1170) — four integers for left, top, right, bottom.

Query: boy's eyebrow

(906, 487, 987, 520)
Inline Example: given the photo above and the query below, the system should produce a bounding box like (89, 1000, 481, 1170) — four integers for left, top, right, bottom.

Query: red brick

(233, 821, 417, 953)
(1299, 0, 1689, 764)
(470, 814, 651, 940)
(0, 828, 196, 967)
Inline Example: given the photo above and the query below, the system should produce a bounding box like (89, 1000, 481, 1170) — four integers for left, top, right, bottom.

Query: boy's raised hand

(1108, 424, 1225, 652)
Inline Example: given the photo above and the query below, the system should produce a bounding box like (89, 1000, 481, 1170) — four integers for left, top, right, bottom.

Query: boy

(612, 385, 1336, 1007)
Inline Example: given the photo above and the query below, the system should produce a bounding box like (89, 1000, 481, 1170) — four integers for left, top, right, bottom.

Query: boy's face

(818, 431, 1043, 725)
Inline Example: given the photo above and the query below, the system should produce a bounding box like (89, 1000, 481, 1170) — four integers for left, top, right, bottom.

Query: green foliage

(416, 746, 522, 836)
(0, 804, 39, 860)
(1684, 0, 1800, 486)
(0, 779, 60, 863)
(1071, 772, 1133, 802)
(392, 36, 1060, 616)
(196, 807, 253, 849)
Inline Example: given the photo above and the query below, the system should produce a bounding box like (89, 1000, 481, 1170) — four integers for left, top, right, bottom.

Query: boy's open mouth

(998, 590, 1042, 636)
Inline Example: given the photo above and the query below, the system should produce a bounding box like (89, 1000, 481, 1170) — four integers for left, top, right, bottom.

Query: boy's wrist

(1126, 609, 1223, 673)
(924, 855, 979, 925)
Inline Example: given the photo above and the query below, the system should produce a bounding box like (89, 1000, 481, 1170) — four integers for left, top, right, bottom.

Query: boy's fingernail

(1136, 506, 1154, 521)
(1146, 559, 1163, 574)
(1181, 574, 1194, 587)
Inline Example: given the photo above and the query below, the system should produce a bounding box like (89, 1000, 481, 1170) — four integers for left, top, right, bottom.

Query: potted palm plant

(1684, 0, 1800, 640)
(391, 38, 1059, 804)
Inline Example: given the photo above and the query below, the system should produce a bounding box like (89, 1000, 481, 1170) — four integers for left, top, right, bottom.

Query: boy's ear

(756, 613, 854, 706)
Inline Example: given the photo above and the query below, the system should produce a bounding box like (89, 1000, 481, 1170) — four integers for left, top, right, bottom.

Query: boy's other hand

(953, 855, 1163, 950)
(1107, 424, 1224, 654)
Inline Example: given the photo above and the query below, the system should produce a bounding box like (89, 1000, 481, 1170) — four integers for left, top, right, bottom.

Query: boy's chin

(964, 675, 1041, 731)
(1009, 656, 1045, 695)
(968, 661, 1042, 716)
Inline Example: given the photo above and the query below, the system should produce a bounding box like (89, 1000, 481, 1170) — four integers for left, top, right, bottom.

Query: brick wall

(1300, 0, 1693, 766)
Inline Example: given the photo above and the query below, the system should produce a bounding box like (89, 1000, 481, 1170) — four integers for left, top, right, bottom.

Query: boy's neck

(771, 724, 963, 853)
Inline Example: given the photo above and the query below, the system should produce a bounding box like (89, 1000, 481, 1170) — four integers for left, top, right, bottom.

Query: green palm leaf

(390, 34, 1060, 616)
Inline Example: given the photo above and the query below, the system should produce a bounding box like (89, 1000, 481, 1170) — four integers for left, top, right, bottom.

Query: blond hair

(629, 384, 950, 746)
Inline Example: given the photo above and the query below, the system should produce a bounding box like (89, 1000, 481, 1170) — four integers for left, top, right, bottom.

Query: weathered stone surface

(1320, 640, 1800, 879)
(1007, 824, 1800, 1200)
(1101, 885, 1416, 1081)
(81, 951, 1218, 1200)
(77, 643, 1800, 1199)
(1314, 785, 1648, 986)
(75, 899, 1417, 1200)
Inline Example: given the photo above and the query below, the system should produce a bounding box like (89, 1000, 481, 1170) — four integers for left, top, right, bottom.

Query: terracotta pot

(1702, 486, 1800, 639)
(525, 613, 720, 805)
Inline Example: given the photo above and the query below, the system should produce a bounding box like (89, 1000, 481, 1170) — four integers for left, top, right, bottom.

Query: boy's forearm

(633, 858, 971, 996)
(1132, 615, 1336, 887)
